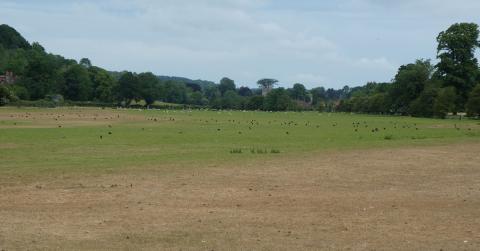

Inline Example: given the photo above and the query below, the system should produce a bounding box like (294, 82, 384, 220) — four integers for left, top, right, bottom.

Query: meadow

(1, 107, 480, 250)
(1, 107, 479, 176)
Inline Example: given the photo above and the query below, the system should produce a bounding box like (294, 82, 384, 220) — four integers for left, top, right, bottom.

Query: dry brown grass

(1, 143, 480, 250)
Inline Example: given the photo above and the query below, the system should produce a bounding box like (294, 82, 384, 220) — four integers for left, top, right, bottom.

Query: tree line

(0, 23, 479, 117)
(337, 23, 480, 118)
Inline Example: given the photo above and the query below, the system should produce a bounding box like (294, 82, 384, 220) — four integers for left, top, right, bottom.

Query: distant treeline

(0, 23, 479, 118)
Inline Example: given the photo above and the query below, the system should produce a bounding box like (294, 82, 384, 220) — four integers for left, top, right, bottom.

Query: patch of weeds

(230, 148, 243, 154)
(248, 148, 280, 154)
(384, 134, 393, 140)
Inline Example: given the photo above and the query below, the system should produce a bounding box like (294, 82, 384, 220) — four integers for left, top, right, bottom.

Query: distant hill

(0, 24, 31, 50)
(157, 76, 216, 89)
(109, 71, 216, 91)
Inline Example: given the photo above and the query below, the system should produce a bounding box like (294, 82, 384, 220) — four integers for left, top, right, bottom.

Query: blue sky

(1, 0, 479, 88)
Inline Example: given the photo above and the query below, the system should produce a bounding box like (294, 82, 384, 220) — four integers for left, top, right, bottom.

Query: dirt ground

(1, 143, 480, 250)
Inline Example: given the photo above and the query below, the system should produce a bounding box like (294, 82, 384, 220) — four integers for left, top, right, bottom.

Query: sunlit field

(1, 107, 479, 176)
(2, 107, 480, 250)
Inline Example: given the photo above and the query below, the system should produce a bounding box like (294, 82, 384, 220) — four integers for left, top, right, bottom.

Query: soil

(1, 143, 479, 250)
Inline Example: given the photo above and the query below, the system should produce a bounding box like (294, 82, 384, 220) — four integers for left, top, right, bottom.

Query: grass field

(1, 107, 480, 250)
(1, 107, 479, 176)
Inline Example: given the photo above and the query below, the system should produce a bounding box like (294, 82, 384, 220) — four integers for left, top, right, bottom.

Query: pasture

(1, 107, 480, 250)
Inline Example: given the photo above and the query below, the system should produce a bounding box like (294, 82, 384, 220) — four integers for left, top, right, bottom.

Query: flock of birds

(3, 111, 475, 141)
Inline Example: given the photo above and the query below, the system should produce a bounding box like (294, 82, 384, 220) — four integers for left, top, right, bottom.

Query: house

(0, 71, 16, 85)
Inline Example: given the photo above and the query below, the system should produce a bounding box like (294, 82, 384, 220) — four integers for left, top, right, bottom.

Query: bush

(0, 85, 18, 106)
(467, 84, 480, 117)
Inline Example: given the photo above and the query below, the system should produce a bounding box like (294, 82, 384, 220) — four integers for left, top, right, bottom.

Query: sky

(1, 0, 479, 89)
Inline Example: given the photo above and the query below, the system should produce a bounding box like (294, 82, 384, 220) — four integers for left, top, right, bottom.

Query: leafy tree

(290, 83, 308, 101)
(188, 91, 205, 105)
(118, 71, 141, 105)
(246, 96, 264, 110)
(4, 49, 28, 74)
(204, 85, 221, 101)
(388, 60, 433, 114)
(89, 66, 116, 102)
(63, 64, 93, 101)
(466, 84, 480, 116)
(219, 77, 236, 96)
(433, 86, 456, 118)
(80, 58, 92, 68)
(0, 85, 17, 105)
(257, 79, 278, 88)
(310, 87, 326, 105)
(162, 81, 187, 104)
(138, 72, 160, 106)
(0, 24, 30, 49)
(238, 86, 253, 97)
(264, 88, 292, 111)
(368, 93, 388, 114)
(222, 90, 242, 109)
(20, 46, 60, 100)
(409, 87, 438, 117)
(436, 23, 480, 109)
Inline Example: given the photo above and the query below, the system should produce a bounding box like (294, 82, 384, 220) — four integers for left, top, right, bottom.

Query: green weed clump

(230, 148, 243, 154)
(384, 134, 393, 140)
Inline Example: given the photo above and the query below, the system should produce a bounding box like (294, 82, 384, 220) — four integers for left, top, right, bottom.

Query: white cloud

(0, 0, 478, 88)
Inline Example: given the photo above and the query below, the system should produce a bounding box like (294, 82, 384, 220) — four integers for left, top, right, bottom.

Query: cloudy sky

(1, 0, 479, 88)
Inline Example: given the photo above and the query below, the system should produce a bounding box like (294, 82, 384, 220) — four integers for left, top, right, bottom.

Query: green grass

(1, 107, 479, 175)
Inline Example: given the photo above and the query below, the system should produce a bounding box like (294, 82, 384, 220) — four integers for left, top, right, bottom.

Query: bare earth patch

(1, 143, 480, 250)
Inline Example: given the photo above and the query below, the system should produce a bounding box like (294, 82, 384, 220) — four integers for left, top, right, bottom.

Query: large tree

(290, 83, 308, 101)
(138, 72, 160, 106)
(264, 88, 292, 111)
(88, 66, 116, 102)
(117, 71, 141, 105)
(436, 23, 480, 109)
(466, 84, 480, 116)
(218, 77, 236, 96)
(388, 60, 433, 114)
(63, 64, 93, 101)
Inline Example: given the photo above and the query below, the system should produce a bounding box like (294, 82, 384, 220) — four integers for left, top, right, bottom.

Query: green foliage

(466, 84, 480, 117)
(433, 87, 457, 118)
(188, 91, 205, 105)
(388, 60, 433, 114)
(264, 88, 292, 111)
(118, 72, 141, 105)
(63, 64, 93, 101)
(162, 81, 187, 104)
(410, 87, 438, 117)
(219, 77, 236, 96)
(89, 66, 117, 102)
(436, 23, 480, 108)
(221, 90, 243, 109)
(238, 86, 253, 97)
(0, 85, 17, 105)
(310, 87, 326, 105)
(0, 22, 479, 120)
(137, 72, 160, 106)
(289, 83, 308, 101)
(0, 24, 31, 50)
(80, 58, 92, 68)
(247, 96, 264, 110)
(257, 79, 278, 88)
